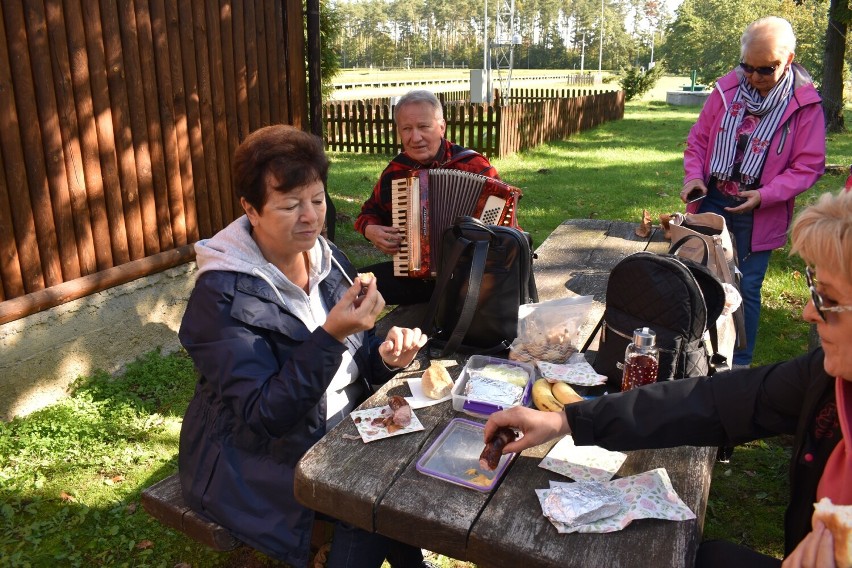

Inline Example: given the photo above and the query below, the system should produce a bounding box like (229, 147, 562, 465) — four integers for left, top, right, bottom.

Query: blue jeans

(698, 183, 772, 366)
(326, 521, 424, 568)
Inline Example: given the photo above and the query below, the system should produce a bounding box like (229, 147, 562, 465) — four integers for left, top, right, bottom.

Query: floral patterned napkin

(539, 435, 627, 482)
(535, 468, 696, 533)
(537, 359, 607, 387)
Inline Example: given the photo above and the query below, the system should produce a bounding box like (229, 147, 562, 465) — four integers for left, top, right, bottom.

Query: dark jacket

(566, 349, 838, 555)
(178, 243, 395, 567)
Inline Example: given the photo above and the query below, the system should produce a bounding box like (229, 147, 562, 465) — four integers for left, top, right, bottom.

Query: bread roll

(421, 362, 453, 399)
(812, 497, 852, 568)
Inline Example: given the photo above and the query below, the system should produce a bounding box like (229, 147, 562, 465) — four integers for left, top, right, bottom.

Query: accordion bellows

(391, 169, 522, 278)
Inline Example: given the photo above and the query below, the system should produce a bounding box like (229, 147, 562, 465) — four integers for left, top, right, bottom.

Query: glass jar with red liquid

(621, 327, 659, 391)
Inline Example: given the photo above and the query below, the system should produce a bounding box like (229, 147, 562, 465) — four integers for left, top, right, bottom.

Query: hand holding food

(479, 426, 517, 471)
(484, 406, 571, 455)
(813, 498, 852, 568)
(323, 275, 385, 341)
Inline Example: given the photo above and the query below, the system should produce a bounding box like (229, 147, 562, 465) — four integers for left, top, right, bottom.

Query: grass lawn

(2, 79, 850, 567)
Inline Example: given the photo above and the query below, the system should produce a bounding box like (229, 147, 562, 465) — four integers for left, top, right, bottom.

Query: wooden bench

(141, 473, 240, 551)
(142, 472, 335, 561)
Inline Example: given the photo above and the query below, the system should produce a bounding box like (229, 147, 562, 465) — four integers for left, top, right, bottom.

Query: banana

(532, 378, 564, 412)
(551, 381, 583, 405)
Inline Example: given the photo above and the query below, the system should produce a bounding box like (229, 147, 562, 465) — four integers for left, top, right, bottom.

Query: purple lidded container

(415, 418, 514, 492)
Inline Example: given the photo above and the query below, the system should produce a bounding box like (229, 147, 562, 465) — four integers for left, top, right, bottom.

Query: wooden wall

(0, 0, 307, 316)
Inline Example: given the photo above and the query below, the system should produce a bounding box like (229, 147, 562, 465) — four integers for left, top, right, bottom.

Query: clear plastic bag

(509, 296, 594, 363)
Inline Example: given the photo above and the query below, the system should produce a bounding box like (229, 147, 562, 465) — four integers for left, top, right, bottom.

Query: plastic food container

(451, 355, 534, 418)
(415, 418, 513, 492)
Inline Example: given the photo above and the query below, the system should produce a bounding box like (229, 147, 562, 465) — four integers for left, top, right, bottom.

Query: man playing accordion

(354, 89, 501, 305)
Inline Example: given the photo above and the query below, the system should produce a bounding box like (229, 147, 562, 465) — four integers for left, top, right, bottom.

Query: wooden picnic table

(294, 219, 716, 568)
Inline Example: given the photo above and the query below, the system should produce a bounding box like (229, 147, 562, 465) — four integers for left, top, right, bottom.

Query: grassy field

(2, 78, 850, 567)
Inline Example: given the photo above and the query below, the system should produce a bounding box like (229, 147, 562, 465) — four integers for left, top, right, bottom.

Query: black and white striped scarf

(709, 69, 794, 186)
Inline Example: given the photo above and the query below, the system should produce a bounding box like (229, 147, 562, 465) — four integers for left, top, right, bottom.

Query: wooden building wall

(0, 0, 307, 322)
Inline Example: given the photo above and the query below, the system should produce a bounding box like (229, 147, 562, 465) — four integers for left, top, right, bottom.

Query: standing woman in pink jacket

(679, 16, 825, 367)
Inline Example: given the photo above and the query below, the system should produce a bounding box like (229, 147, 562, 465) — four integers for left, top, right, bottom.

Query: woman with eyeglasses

(485, 189, 852, 567)
(679, 16, 825, 369)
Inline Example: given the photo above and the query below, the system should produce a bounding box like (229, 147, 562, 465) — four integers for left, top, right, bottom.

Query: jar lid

(632, 327, 656, 347)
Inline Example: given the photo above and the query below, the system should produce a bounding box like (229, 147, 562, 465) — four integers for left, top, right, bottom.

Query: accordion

(391, 169, 522, 278)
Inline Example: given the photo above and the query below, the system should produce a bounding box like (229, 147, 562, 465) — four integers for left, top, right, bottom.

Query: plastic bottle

(621, 327, 659, 391)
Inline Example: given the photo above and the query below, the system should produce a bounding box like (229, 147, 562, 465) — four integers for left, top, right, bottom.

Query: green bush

(619, 63, 665, 101)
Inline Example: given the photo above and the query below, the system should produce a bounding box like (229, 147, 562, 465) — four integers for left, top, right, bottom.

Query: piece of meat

(388, 395, 411, 427)
(479, 427, 517, 471)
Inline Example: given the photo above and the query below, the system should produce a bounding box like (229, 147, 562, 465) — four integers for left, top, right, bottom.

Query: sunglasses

(805, 267, 852, 322)
(739, 62, 780, 76)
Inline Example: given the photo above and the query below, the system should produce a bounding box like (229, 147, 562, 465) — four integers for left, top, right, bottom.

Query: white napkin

(405, 377, 453, 409)
(539, 435, 627, 482)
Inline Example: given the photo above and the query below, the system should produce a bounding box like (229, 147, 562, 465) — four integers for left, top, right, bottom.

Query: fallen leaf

(60, 491, 76, 502)
(174, 563, 191, 568)
(634, 209, 652, 238)
(659, 213, 672, 240)
(136, 540, 154, 550)
(126, 502, 138, 514)
(111, 475, 125, 483)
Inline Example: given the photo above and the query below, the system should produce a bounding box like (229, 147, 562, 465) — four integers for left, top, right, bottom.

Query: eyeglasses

(739, 62, 780, 76)
(805, 267, 852, 322)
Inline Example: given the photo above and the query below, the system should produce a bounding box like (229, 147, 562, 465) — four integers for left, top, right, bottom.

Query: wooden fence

(0, 0, 307, 323)
(323, 88, 624, 158)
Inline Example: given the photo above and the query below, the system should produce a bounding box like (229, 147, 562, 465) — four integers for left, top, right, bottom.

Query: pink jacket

(684, 63, 825, 251)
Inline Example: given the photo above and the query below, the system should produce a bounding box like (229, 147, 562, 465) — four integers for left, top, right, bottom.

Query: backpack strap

(421, 236, 470, 333)
(669, 234, 710, 264)
(580, 315, 604, 354)
(440, 238, 489, 355)
(440, 148, 480, 169)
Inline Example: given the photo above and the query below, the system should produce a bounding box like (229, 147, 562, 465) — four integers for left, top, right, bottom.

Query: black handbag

(421, 216, 538, 357)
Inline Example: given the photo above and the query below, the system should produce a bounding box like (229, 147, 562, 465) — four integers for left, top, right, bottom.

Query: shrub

(619, 63, 665, 101)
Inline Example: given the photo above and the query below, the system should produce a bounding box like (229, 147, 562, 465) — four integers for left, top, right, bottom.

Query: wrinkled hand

(379, 326, 427, 369)
(725, 189, 761, 214)
(483, 406, 571, 455)
(782, 520, 836, 568)
(365, 224, 404, 255)
(680, 179, 707, 203)
(322, 275, 385, 342)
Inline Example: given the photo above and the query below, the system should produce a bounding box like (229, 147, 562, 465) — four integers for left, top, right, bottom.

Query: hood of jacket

(194, 215, 338, 327)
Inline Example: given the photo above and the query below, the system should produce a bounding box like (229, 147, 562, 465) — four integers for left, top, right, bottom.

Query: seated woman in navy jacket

(178, 125, 428, 568)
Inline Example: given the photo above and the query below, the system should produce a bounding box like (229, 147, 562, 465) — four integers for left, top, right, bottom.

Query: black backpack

(590, 251, 725, 393)
(421, 216, 538, 357)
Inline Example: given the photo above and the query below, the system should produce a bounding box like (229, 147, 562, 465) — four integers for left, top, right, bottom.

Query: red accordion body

(391, 169, 522, 278)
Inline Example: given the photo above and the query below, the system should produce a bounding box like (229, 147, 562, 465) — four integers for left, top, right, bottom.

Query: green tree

(319, 0, 341, 99)
(660, 0, 827, 85)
